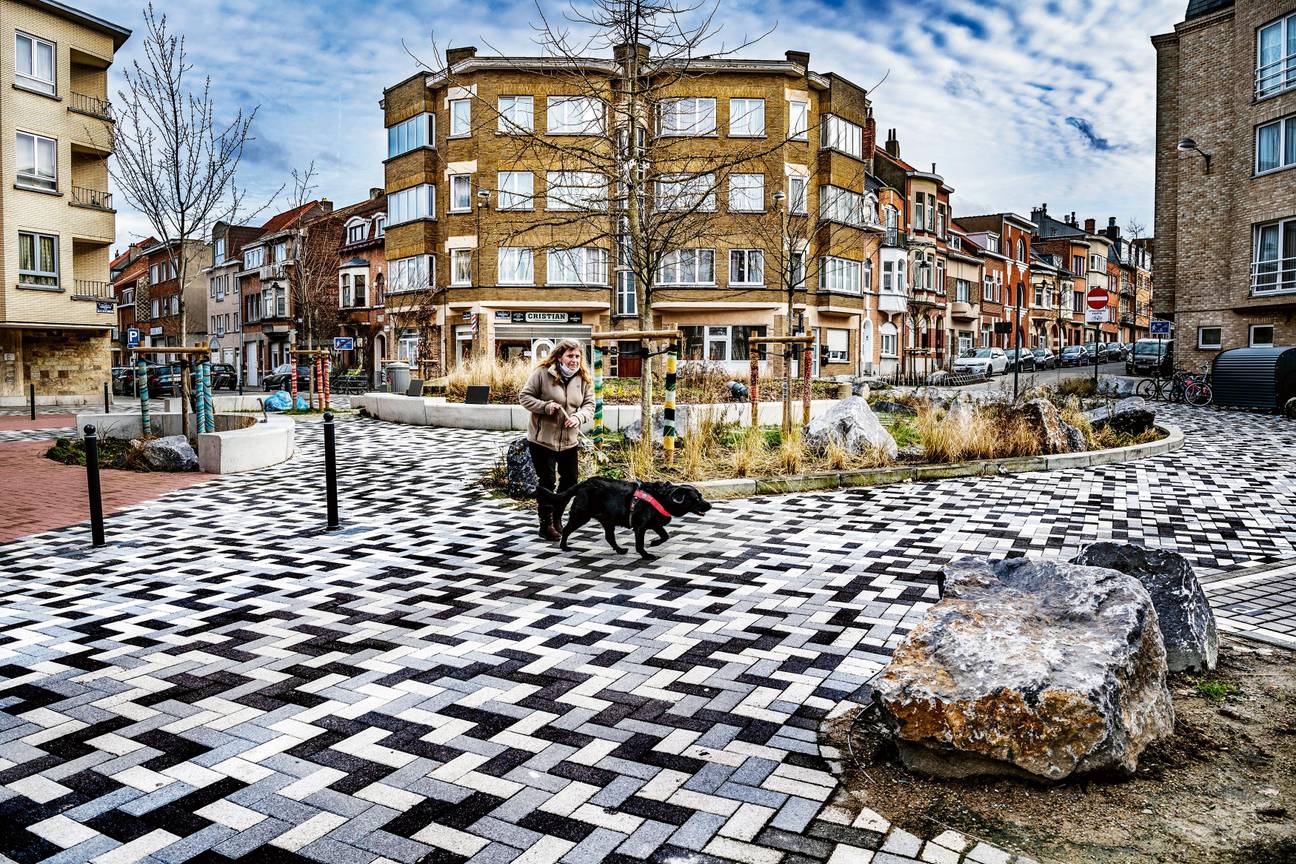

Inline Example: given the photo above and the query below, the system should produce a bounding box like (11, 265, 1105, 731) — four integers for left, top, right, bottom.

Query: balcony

(1252, 257, 1296, 297)
(883, 228, 904, 248)
(70, 186, 113, 211)
(878, 291, 907, 314)
(72, 280, 113, 301)
(949, 301, 976, 319)
(69, 91, 112, 121)
(1255, 53, 1296, 100)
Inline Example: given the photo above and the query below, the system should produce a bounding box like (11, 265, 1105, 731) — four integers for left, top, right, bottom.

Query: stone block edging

(73, 411, 296, 475)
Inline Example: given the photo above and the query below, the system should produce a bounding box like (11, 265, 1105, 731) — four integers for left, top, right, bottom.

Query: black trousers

(529, 442, 578, 522)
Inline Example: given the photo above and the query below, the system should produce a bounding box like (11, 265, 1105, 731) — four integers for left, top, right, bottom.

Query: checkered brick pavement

(0, 404, 1291, 863)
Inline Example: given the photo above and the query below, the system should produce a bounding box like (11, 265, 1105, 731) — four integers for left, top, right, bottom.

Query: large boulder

(1072, 542, 1218, 673)
(1013, 398, 1070, 454)
(505, 437, 538, 499)
(873, 556, 1174, 782)
(1086, 396, 1156, 437)
(623, 405, 690, 445)
(1060, 420, 1088, 452)
(803, 396, 897, 458)
(1098, 377, 1140, 397)
(138, 435, 198, 472)
(871, 399, 916, 416)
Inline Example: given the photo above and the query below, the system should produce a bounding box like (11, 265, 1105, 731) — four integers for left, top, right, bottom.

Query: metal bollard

(323, 411, 339, 530)
(104, 381, 111, 414)
(29, 383, 36, 420)
(84, 424, 105, 547)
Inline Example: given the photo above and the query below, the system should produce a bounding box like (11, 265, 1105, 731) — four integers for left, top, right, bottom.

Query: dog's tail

(534, 483, 579, 508)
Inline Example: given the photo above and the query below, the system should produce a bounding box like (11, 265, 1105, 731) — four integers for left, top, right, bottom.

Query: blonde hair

(538, 338, 592, 384)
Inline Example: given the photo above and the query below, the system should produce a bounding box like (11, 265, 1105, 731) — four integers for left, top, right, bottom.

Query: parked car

(954, 347, 1008, 377)
(1083, 342, 1109, 364)
(110, 366, 136, 395)
(263, 362, 314, 392)
(1128, 339, 1174, 377)
(1031, 347, 1056, 370)
(1104, 342, 1128, 362)
(1004, 348, 1037, 373)
(1058, 345, 1088, 367)
(209, 363, 237, 390)
(146, 363, 185, 396)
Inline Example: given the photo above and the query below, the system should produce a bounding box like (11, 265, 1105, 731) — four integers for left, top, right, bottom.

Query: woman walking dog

(519, 339, 594, 540)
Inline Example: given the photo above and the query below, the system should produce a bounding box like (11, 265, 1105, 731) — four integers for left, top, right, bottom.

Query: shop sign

(96, 301, 115, 313)
(494, 311, 511, 322)
(149, 326, 163, 336)
(510, 311, 583, 325)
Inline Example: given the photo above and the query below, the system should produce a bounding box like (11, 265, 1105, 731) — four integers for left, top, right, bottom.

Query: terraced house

(0, 0, 128, 404)
(381, 44, 890, 378)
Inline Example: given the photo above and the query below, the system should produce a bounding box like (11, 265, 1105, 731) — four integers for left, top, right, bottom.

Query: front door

(244, 342, 259, 386)
(615, 341, 641, 379)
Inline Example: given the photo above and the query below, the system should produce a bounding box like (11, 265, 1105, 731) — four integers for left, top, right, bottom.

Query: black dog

(535, 478, 712, 559)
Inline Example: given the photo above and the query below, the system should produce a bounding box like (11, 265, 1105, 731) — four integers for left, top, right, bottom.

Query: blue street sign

(126, 327, 141, 348)
(1150, 320, 1171, 336)
(333, 336, 355, 352)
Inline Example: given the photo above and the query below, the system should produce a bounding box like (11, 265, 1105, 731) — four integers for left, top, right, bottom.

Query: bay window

(388, 184, 436, 225)
(728, 173, 764, 212)
(388, 255, 432, 294)
(498, 247, 534, 285)
(15, 32, 55, 95)
(820, 185, 864, 226)
(1256, 115, 1296, 174)
(498, 96, 534, 133)
(339, 274, 351, 307)
(16, 132, 56, 191)
(497, 171, 534, 210)
(819, 256, 861, 294)
(956, 279, 970, 303)
(387, 113, 434, 157)
(729, 98, 765, 136)
(659, 249, 714, 285)
(728, 249, 764, 285)
(354, 274, 367, 307)
(546, 171, 605, 210)
(547, 96, 602, 134)
(659, 97, 716, 136)
(17, 231, 57, 288)
(547, 247, 608, 284)
(656, 174, 716, 211)
(820, 114, 862, 158)
(1252, 216, 1296, 295)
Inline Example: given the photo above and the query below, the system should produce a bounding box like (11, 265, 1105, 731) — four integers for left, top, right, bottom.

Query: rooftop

(1184, 0, 1233, 21)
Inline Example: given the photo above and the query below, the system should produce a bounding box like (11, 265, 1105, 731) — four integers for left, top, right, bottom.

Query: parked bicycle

(1135, 365, 1212, 406)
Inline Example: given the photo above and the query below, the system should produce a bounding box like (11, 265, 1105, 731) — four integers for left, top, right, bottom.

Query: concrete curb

(693, 424, 1183, 499)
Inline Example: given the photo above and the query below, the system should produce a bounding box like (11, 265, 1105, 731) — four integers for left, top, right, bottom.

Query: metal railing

(71, 186, 112, 210)
(1251, 257, 1296, 296)
(1255, 54, 1296, 99)
(70, 91, 112, 119)
(72, 280, 113, 300)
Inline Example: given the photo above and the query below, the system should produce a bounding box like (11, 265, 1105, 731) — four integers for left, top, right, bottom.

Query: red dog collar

(633, 489, 672, 521)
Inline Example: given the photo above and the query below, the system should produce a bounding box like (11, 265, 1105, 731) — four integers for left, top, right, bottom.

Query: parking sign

(333, 336, 355, 351)
(126, 327, 141, 348)
(1150, 320, 1171, 336)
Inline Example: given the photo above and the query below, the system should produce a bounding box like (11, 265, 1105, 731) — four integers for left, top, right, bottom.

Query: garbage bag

(263, 390, 292, 411)
(296, 394, 310, 410)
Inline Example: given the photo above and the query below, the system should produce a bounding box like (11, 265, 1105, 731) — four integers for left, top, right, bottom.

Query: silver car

(954, 347, 1007, 377)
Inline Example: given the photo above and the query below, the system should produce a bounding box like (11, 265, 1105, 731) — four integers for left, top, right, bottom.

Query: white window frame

(451, 249, 473, 286)
(339, 273, 352, 308)
(15, 131, 56, 191)
(546, 171, 605, 211)
(1250, 324, 1275, 347)
(388, 184, 436, 225)
(388, 113, 434, 157)
(789, 100, 808, 141)
(375, 215, 385, 238)
(729, 98, 765, 137)
(498, 248, 534, 285)
(546, 96, 603, 135)
(820, 185, 864, 226)
(825, 328, 849, 364)
(449, 174, 473, 212)
(818, 256, 862, 295)
(656, 174, 716, 212)
(1255, 115, 1296, 175)
(819, 114, 862, 158)
(955, 279, 970, 303)
(497, 96, 534, 133)
(346, 218, 367, 245)
(659, 97, 715, 136)
(615, 270, 637, 317)
(547, 247, 608, 285)
(1197, 326, 1222, 350)
(880, 323, 898, 358)
(242, 246, 264, 270)
(388, 255, 433, 294)
(728, 173, 764, 212)
(17, 230, 58, 288)
(788, 176, 807, 214)
(728, 249, 764, 286)
(448, 99, 471, 137)
(14, 32, 55, 95)
(497, 171, 534, 211)
(1252, 216, 1296, 296)
(214, 237, 225, 263)
(659, 249, 715, 285)
(1256, 13, 1296, 100)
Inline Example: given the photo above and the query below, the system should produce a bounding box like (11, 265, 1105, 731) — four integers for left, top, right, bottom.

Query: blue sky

(89, 0, 1185, 248)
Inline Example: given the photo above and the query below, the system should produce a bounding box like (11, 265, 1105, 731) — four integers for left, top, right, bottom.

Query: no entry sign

(1086, 287, 1110, 310)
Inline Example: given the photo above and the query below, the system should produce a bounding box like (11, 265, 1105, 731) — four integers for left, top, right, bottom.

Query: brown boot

(537, 505, 561, 541)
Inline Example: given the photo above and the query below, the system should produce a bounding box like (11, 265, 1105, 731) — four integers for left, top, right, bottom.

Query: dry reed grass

(447, 356, 532, 403)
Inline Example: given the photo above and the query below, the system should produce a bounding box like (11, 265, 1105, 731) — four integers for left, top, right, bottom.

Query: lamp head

(1176, 137, 1197, 152)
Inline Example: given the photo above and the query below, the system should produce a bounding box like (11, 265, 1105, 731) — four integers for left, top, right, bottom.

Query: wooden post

(749, 344, 759, 428)
(592, 345, 604, 452)
(663, 343, 678, 462)
(801, 344, 812, 429)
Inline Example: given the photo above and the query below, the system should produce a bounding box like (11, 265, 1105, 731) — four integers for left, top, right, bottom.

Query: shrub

(447, 355, 532, 403)
(1054, 376, 1098, 399)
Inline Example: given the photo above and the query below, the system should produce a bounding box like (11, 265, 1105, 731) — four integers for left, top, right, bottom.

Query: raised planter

(73, 411, 296, 474)
(692, 424, 1183, 499)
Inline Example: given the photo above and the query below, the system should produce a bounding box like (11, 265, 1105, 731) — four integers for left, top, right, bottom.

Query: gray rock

(897, 444, 926, 461)
(506, 437, 538, 499)
(873, 555, 1174, 782)
(851, 380, 871, 398)
(803, 396, 898, 458)
(1072, 542, 1218, 673)
(927, 370, 950, 386)
(1098, 377, 1140, 397)
(139, 435, 198, 472)
(1014, 398, 1070, 454)
(1060, 420, 1088, 452)
(871, 399, 916, 416)
(1087, 396, 1156, 437)
(726, 381, 749, 402)
(623, 405, 690, 445)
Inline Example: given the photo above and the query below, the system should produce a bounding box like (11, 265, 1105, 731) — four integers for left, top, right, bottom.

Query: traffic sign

(1086, 287, 1110, 310)
(1150, 320, 1171, 336)
(208, 337, 220, 351)
(333, 336, 355, 351)
(126, 327, 141, 348)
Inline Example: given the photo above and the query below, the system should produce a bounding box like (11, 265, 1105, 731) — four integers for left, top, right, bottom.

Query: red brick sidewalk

(0, 440, 214, 543)
(0, 415, 76, 432)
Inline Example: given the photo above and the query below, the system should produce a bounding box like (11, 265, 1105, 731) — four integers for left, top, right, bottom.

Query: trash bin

(384, 362, 411, 394)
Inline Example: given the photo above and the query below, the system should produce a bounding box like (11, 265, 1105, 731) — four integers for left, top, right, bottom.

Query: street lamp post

(1013, 281, 1022, 401)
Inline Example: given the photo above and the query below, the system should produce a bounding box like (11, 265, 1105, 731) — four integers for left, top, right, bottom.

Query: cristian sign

(509, 311, 583, 325)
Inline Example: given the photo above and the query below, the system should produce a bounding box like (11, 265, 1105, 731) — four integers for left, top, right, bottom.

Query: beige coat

(519, 365, 595, 451)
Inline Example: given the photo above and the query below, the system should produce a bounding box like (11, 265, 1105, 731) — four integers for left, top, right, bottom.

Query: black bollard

(104, 381, 111, 414)
(84, 424, 105, 547)
(29, 383, 36, 420)
(324, 411, 339, 530)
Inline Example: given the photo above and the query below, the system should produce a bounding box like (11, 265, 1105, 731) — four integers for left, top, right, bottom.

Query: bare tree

(111, 4, 270, 432)
(282, 164, 343, 351)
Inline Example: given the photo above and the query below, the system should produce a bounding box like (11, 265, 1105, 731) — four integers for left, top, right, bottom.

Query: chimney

(1084, 217, 1096, 233)
(884, 128, 899, 158)
(862, 107, 876, 162)
(1070, 211, 1077, 225)
(370, 187, 384, 200)
(785, 50, 810, 68)
(614, 42, 650, 65)
(319, 199, 333, 215)
(445, 46, 476, 67)
(931, 162, 937, 174)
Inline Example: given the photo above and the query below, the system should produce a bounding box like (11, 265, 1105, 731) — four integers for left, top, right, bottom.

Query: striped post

(193, 361, 207, 435)
(314, 357, 323, 411)
(137, 357, 151, 439)
(592, 345, 604, 452)
(201, 361, 216, 433)
(663, 343, 678, 461)
(749, 345, 759, 428)
(289, 353, 299, 412)
(323, 355, 331, 410)
(801, 344, 812, 428)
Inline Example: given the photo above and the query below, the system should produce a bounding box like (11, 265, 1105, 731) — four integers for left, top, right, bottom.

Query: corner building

(381, 46, 884, 377)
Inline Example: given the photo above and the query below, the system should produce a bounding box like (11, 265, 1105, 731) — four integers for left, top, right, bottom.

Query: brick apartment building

(110, 238, 208, 359)
(333, 190, 387, 383)
(1154, 0, 1296, 364)
(0, 0, 129, 405)
(959, 213, 1036, 352)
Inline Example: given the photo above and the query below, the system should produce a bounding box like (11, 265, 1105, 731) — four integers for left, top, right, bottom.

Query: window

(789, 250, 806, 289)
(15, 132, 56, 191)
(346, 220, 367, 244)
(914, 195, 925, 232)
(729, 98, 765, 136)
(387, 113, 434, 157)
(616, 270, 637, 317)
(450, 175, 472, 212)
(451, 249, 473, 286)
(656, 174, 715, 211)
(17, 231, 57, 287)
(659, 249, 715, 285)
(955, 279, 970, 303)
(884, 205, 900, 245)
(1090, 253, 1103, 271)
(820, 115, 862, 158)
(151, 298, 160, 319)
(880, 323, 898, 357)
(1256, 116, 1296, 174)
(149, 260, 177, 283)
(728, 249, 764, 285)
(397, 329, 419, 365)
(819, 257, 861, 294)
(15, 32, 54, 95)
(498, 248, 533, 284)
(273, 240, 289, 262)
(547, 96, 602, 134)
(498, 96, 533, 133)
(937, 204, 947, 239)
(788, 176, 807, 214)
(449, 99, 471, 136)
(985, 234, 1000, 254)
(1252, 217, 1296, 295)
(262, 285, 286, 318)
(681, 325, 767, 363)
(659, 97, 715, 136)
(498, 171, 534, 210)
(388, 184, 436, 225)
(548, 247, 608, 284)
(1256, 13, 1296, 99)
(339, 273, 351, 307)
(825, 329, 849, 364)
(1017, 237, 1027, 262)
(1034, 282, 1046, 307)
(122, 286, 134, 306)
(728, 174, 764, 212)
(926, 195, 936, 232)
(354, 274, 367, 307)
(388, 255, 432, 293)
(214, 238, 225, 263)
(1250, 324, 1275, 347)
(375, 215, 385, 237)
(821, 185, 864, 226)
(546, 172, 605, 210)
(1198, 326, 1222, 350)
(789, 100, 808, 141)
(1072, 255, 1085, 276)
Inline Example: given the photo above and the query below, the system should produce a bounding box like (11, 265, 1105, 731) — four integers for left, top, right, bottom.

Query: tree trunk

(783, 289, 794, 434)
(177, 250, 190, 439)
(638, 295, 653, 455)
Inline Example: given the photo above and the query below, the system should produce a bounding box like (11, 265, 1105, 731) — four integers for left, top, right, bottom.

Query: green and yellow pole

(663, 342, 678, 462)
(137, 357, 151, 439)
(749, 345, 759, 428)
(593, 345, 604, 453)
